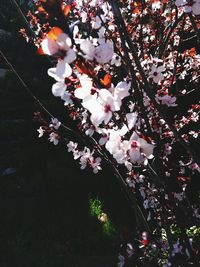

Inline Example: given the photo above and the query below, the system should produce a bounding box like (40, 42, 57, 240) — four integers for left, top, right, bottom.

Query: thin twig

(0, 48, 78, 136)
(188, 12, 200, 45)
(11, 0, 38, 40)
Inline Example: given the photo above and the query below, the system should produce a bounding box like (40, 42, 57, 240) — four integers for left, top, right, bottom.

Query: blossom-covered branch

(14, 0, 200, 265)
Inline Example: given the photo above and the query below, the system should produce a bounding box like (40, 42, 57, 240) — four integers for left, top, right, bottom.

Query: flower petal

(52, 81, 66, 97)
(56, 59, 72, 78)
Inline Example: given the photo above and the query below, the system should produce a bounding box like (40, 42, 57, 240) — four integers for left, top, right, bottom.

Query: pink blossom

(157, 95, 177, 107)
(37, 126, 44, 138)
(48, 132, 59, 145)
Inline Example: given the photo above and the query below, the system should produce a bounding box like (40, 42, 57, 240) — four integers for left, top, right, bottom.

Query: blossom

(126, 177, 135, 188)
(67, 141, 78, 152)
(128, 133, 154, 164)
(126, 112, 137, 130)
(94, 41, 114, 64)
(99, 135, 108, 146)
(56, 33, 72, 51)
(80, 39, 114, 64)
(111, 81, 131, 110)
(85, 125, 95, 136)
(37, 126, 44, 138)
(47, 58, 73, 104)
(50, 81, 67, 97)
(41, 36, 60, 56)
(50, 57, 73, 79)
(43, 29, 76, 104)
(48, 58, 72, 91)
(73, 150, 82, 160)
(125, 161, 133, 171)
(142, 231, 149, 242)
(80, 39, 96, 61)
(105, 129, 128, 164)
(67, 143, 102, 173)
(90, 157, 102, 173)
(149, 64, 165, 83)
(62, 48, 76, 64)
(105, 130, 154, 165)
(74, 75, 94, 99)
(41, 29, 76, 67)
(33, 3, 200, 263)
(111, 54, 122, 67)
(82, 81, 130, 127)
(61, 91, 73, 106)
(41, 29, 73, 56)
(157, 95, 177, 107)
(48, 132, 59, 145)
(143, 199, 149, 209)
(49, 118, 61, 130)
(164, 143, 172, 155)
(79, 148, 102, 173)
(98, 129, 109, 145)
(105, 130, 121, 155)
(67, 141, 81, 159)
(82, 90, 114, 126)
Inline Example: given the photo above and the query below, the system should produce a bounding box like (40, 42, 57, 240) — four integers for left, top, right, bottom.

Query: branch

(188, 12, 200, 45)
(0, 49, 83, 139)
(108, 0, 200, 165)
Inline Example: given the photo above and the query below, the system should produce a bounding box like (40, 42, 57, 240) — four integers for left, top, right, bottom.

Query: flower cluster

(67, 141, 102, 173)
(37, 117, 61, 145)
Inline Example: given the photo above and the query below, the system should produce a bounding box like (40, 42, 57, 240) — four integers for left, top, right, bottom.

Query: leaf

(100, 74, 112, 88)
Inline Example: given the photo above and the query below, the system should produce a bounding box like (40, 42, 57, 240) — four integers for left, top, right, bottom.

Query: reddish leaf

(100, 74, 112, 88)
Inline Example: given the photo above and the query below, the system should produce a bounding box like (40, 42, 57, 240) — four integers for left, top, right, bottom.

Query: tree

(1, 0, 200, 266)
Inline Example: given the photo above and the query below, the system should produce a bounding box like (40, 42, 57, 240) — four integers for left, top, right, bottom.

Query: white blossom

(37, 126, 45, 138)
(67, 141, 78, 152)
(149, 65, 165, 83)
(126, 112, 137, 130)
(41, 32, 72, 56)
(111, 54, 122, 67)
(74, 75, 94, 99)
(128, 132, 154, 164)
(49, 132, 59, 145)
(157, 95, 177, 107)
(80, 39, 114, 64)
(49, 118, 61, 130)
